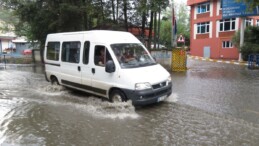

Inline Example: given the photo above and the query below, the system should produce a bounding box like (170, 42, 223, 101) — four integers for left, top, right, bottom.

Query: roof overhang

(0, 36, 16, 40)
(187, 0, 210, 6)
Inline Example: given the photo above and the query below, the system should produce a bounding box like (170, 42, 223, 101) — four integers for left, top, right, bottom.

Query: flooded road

(1, 60, 259, 146)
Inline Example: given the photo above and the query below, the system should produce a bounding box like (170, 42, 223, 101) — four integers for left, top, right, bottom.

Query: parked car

(151, 44, 166, 49)
(22, 49, 32, 55)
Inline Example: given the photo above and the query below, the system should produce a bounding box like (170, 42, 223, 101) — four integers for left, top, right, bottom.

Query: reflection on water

(173, 60, 259, 124)
(0, 64, 259, 145)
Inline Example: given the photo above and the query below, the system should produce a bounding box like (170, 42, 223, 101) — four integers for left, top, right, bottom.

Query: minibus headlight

(167, 76, 172, 84)
(135, 83, 152, 90)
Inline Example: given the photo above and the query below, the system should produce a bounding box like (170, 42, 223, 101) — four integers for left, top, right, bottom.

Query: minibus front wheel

(51, 76, 59, 85)
(110, 89, 127, 103)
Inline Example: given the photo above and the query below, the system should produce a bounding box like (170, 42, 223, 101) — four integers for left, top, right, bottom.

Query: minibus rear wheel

(51, 76, 59, 85)
(110, 89, 127, 103)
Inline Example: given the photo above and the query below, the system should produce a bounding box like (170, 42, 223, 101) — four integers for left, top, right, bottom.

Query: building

(0, 20, 16, 54)
(187, 0, 259, 60)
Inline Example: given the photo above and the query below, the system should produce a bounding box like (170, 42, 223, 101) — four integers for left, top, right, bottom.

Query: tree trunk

(157, 6, 161, 49)
(154, 12, 157, 49)
(148, 11, 154, 50)
(100, 0, 105, 21)
(123, 0, 128, 31)
(111, 0, 116, 23)
(141, 0, 147, 44)
(116, 0, 119, 23)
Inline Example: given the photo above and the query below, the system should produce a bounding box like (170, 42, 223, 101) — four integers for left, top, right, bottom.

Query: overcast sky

(172, 0, 187, 5)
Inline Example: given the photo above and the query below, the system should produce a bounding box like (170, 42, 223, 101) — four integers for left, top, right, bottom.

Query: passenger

(96, 47, 105, 66)
(115, 53, 120, 62)
(121, 50, 134, 63)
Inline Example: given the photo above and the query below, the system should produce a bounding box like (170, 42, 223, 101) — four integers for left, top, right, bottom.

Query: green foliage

(232, 26, 259, 61)
(159, 20, 172, 47)
(159, 1, 190, 48)
(235, 0, 259, 11)
(0, 7, 18, 32)
(0, 0, 172, 48)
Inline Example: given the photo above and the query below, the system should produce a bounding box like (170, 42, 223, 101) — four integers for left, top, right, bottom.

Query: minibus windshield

(111, 43, 157, 68)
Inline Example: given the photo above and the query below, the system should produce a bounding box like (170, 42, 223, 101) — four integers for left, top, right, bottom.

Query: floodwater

(0, 60, 259, 146)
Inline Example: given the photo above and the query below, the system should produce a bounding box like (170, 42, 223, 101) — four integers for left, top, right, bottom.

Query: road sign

(222, 0, 259, 19)
(177, 35, 185, 43)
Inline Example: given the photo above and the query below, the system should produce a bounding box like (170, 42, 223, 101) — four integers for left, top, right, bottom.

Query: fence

(150, 49, 187, 72)
(0, 49, 43, 69)
(150, 50, 172, 70)
(171, 49, 187, 71)
(0, 53, 32, 64)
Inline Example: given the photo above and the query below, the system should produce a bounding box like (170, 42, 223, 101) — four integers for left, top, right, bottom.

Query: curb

(188, 55, 248, 66)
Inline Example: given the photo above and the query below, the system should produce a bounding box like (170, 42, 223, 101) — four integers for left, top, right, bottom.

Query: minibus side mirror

(105, 60, 115, 73)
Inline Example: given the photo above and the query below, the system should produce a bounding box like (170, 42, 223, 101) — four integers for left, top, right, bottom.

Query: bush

(241, 43, 259, 61)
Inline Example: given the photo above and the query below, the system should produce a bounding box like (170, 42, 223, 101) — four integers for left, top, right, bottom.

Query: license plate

(157, 95, 166, 102)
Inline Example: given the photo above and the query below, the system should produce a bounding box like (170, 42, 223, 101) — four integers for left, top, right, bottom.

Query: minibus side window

(46, 42, 60, 61)
(94, 45, 112, 66)
(83, 41, 90, 64)
(61, 41, 81, 63)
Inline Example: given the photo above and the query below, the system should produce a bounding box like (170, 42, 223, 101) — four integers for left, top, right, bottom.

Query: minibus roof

(47, 30, 141, 44)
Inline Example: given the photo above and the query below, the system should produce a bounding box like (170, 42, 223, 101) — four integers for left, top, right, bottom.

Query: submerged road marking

(188, 56, 248, 66)
(244, 109, 259, 116)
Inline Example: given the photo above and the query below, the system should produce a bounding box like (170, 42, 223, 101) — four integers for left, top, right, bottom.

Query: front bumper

(122, 83, 172, 106)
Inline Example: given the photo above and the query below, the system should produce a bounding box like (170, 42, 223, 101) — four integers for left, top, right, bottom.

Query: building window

(220, 18, 236, 31)
(197, 22, 210, 34)
(257, 20, 259, 26)
(222, 41, 233, 48)
(245, 18, 253, 27)
(197, 2, 210, 14)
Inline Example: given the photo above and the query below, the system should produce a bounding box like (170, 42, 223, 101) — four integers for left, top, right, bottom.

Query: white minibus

(44, 30, 172, 106)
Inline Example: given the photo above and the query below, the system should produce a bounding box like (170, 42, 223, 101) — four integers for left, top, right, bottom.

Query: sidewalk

(188, 55, 248, 66)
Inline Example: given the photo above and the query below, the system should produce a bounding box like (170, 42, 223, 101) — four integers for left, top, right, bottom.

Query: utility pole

(171, 0, 176, 48)
(239, 17, 245, 62)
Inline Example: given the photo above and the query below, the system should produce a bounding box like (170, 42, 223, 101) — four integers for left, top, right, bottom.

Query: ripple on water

(136, 103, 259, 146)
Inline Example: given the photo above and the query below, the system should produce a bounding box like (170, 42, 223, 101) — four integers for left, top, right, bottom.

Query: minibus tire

(110, 89, 127, 103)
(51, 76, 59, 85)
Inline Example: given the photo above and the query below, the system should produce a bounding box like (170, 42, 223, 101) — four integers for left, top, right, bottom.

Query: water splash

(73, 97, 139, 120)
(43, 85, 66, 93)
(165, 93, 179, 103)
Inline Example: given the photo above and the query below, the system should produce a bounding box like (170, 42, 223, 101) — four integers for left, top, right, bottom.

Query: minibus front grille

(152, 81, 167, 89)
(142, 88, 169, 99)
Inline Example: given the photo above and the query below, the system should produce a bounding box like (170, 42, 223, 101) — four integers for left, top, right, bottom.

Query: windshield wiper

(139, 62, 156, 67)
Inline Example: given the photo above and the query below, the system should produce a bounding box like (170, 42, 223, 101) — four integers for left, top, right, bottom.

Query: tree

(0, 8, 18, 33)
(232, 26, 259, 61)
(236, 0, 259, 10)
(1, 0, 98, 62)
(147, 0, 169, 49)
(158, 1, 190, 48)
(0, 0, 171, 61)
(175, 2, 190, 47)
(159, 20, 172, 47)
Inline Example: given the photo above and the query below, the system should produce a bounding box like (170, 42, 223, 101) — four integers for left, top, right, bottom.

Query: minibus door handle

(78, 66, 81, 72)
(92, 68, 95, 74)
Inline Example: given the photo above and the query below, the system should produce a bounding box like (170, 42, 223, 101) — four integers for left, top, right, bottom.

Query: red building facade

(187, 0, 259, 60)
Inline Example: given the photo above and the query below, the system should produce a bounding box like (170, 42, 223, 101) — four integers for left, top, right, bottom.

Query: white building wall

(216, 0, 221, 16)
(210, 21, 213, 38)
(194, 24, 197, 39)
(210, 0, 213, 17)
